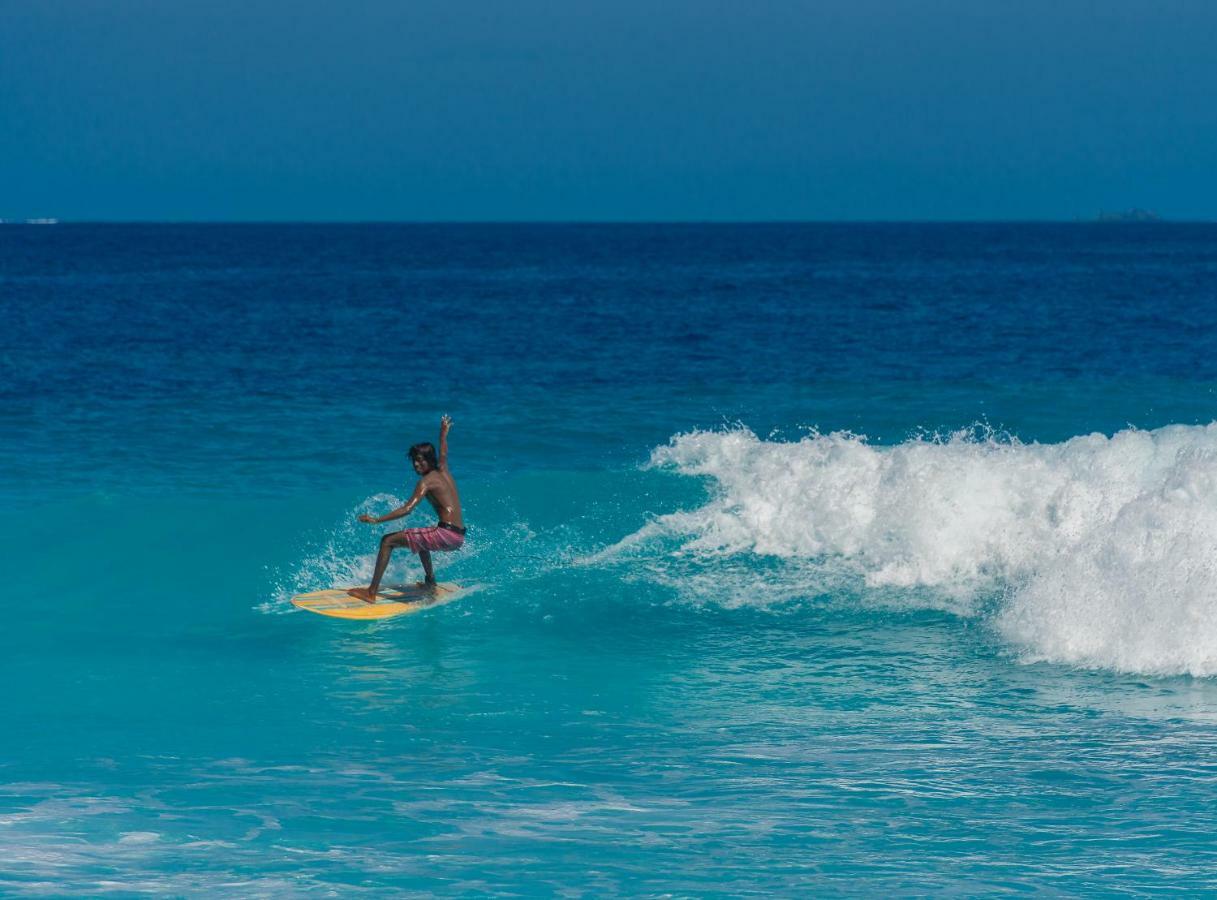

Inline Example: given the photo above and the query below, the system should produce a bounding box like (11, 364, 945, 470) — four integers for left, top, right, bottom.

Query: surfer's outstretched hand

(358, 514, 377, 524)
(441, 414, 453, 431)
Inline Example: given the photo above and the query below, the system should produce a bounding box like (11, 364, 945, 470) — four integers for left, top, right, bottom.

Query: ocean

(3, 222, 1217, 894)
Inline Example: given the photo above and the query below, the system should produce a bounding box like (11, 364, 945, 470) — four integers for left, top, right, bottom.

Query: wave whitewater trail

(581, 424, 1217, 676)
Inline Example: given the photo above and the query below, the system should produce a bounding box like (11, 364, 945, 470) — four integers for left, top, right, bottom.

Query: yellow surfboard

(291, 582, 463, 620)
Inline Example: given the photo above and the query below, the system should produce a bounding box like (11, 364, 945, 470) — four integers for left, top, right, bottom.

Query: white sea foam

(622, 424, 1217, 676)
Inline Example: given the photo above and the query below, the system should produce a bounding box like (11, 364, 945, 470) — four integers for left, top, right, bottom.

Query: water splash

(603, 424, 1217, 675)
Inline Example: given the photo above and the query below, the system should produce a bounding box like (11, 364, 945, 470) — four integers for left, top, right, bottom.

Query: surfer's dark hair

(410, 442, 438, 469)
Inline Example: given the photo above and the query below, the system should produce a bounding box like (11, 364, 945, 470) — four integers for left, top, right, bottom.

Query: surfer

(347, 415, 466, 602)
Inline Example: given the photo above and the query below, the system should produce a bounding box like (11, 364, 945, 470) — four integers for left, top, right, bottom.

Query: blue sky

(2, 0, 1215, 220)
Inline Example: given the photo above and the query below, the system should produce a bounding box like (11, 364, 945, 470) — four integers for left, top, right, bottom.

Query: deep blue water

(3, 223, 1217, 894)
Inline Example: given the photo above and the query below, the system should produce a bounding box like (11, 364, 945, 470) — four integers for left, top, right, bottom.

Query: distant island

(1095, 209, 1163, 223)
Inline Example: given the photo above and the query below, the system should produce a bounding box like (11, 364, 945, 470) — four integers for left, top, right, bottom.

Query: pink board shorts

(400, 523, 466, 555)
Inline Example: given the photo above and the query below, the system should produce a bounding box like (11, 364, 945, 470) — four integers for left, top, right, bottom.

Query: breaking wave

(609, 424, 1217, 676)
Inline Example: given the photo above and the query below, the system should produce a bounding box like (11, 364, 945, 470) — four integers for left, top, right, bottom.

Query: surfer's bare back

(347, 415, 466, 603)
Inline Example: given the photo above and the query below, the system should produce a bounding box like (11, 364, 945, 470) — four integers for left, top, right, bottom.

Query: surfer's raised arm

(438, 414, 452, 470)
(358, 479, 427, 525)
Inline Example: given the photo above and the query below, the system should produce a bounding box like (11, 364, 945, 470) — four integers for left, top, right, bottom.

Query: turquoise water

(4, 224, 1217, 893)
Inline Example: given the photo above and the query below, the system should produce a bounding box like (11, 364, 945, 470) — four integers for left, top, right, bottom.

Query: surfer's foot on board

(347, 587, 378, 604)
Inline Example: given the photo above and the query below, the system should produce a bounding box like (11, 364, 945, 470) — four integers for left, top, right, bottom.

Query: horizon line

(3, 217, 1213, 226)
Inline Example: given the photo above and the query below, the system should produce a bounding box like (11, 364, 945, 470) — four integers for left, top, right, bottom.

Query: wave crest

(635, 424, 1217, 675)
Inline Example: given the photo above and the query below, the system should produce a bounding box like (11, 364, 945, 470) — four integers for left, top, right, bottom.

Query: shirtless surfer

(347, 415, 466, 603)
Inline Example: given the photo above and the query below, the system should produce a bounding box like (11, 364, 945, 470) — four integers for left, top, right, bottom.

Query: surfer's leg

(419, 549, 436, 587)
(349, 531, 411, 602)
(371, 532, 415, 594)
